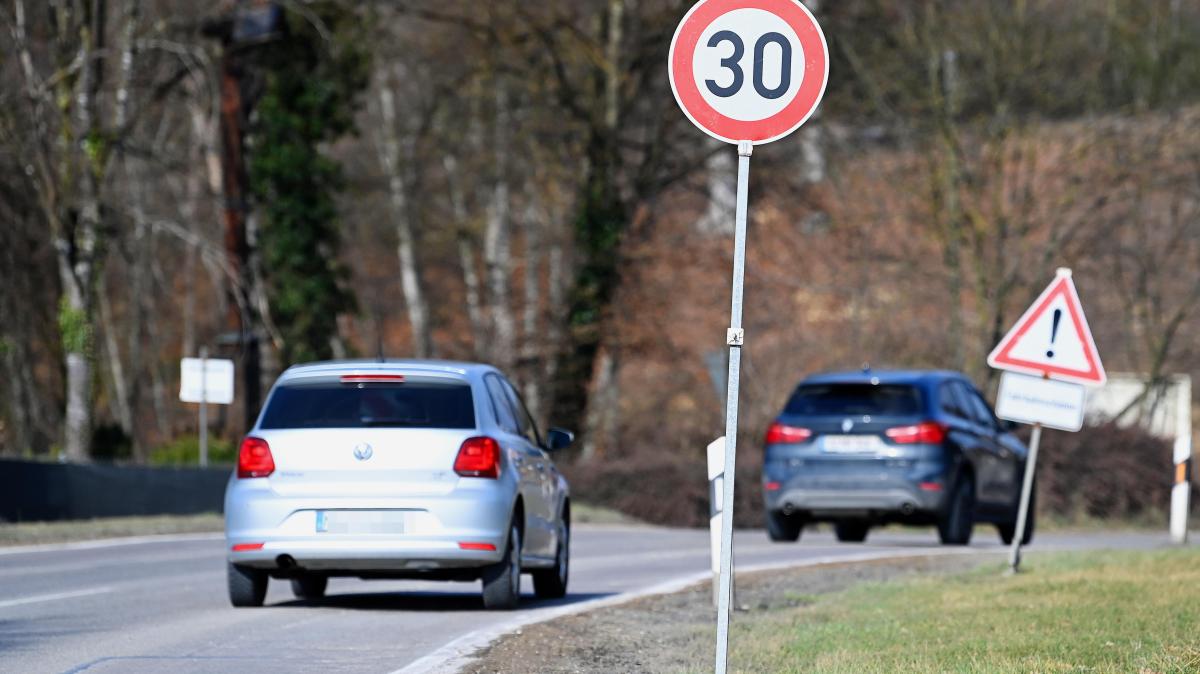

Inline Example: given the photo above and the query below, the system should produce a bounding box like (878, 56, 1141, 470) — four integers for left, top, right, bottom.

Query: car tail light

(764, 481, 782, 491)
(237, 437, 275, 478)
(886, 422, 947, 445)
(454, 437, 501, 478)
(764, 422, 813, 445)
(231, 543, 265, 552)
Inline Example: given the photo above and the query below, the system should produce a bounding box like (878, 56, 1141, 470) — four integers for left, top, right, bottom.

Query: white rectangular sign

(180, 358, 235, 405)
(996, 371, 1086, 432)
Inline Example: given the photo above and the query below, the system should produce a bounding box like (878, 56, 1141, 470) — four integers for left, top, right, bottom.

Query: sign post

(988, 268, 1106, 573)
(180, 353, 236, 467)
(669, 1, 828, 671)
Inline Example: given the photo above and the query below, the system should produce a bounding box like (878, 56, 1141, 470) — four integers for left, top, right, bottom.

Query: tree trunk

(484, 84, 515, 370)
(520, 200, 544, 421)
(98, 275, 134, 435)
(444, 155, 487, 356)
(552, 0, 628, 441)
(377, 83, 433, 358)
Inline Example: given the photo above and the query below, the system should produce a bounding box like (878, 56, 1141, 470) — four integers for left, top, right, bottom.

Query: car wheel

(533, 519, 569, 600)
(834, 521, 869, 543)
(228, 562, 268, 608)
(482, 524, 521, 610)
(766, 510, 803, 542)
(938, 474, 975, 546)
(998, 490, 1036, 546)
(290, 573, 328, 600)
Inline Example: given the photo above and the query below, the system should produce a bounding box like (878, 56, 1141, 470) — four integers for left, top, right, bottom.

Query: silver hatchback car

(224, 360, 573, 610)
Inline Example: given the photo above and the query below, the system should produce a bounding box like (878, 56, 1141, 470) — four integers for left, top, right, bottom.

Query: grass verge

(731, 549, 1200, 674)
(0, 514, 224, 547)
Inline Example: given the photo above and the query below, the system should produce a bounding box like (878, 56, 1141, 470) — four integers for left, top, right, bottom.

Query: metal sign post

(1007, 422, 1041, 573)
(180, 353, 236, 467)
(715, 141, 752, 672)
(200, 347, 209, 468)
(990, 269, 1106, 574)
(668, 2, 828, 671)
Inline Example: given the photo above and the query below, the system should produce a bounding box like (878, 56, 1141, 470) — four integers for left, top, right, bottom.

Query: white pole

(707, 437, 725, 607)
(199, 346, 209, 468)
(715, 140, 752, 674)
(1008, 422, 1041, 573)
(1170, 376, 1192, 544)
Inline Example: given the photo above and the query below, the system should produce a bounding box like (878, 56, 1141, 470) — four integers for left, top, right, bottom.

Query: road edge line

(0, 532, 224, 556)
(391, 547, 993, 674)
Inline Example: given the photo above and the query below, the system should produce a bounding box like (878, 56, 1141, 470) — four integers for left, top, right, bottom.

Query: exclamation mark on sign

(1046, 309, 1063, 359)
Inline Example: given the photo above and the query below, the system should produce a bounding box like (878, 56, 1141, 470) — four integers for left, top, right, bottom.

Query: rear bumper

(224, 477, 512, 570)
(767, 485, 945, 518)
(763, 446, 954, 521)
(227, 536, 506, 570)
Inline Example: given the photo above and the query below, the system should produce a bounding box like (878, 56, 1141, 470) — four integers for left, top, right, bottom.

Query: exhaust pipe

(900, 503, 916, 516)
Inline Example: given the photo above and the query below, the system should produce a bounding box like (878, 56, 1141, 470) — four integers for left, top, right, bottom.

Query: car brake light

(454, 437, 501, 478)
(341, 374, 405, 384)
(231, 543, 265, 552)
(764, 422, 813, 445)
(237, 437, 275, 478)
(886, 422, 947, 445)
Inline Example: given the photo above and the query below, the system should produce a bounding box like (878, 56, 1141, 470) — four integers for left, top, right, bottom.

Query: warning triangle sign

(987, 269, 1106, 386)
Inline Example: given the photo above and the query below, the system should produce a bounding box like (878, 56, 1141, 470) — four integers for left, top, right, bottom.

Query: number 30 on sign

(669, 0, 829, 146)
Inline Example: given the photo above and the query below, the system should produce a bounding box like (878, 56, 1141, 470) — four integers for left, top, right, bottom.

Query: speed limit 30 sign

(669, 0, 829, 145)
(673, 2, 830, 672)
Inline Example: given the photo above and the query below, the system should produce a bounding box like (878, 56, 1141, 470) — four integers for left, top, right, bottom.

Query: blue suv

(761, 370, 1032, 546)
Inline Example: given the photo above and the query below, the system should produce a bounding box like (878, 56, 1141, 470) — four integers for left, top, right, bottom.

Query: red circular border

(670, 0, 828, 144)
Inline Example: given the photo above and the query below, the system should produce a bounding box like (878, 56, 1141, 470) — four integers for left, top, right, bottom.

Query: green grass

(0, 514, 224, 546)
(728, 549, 1200, 673)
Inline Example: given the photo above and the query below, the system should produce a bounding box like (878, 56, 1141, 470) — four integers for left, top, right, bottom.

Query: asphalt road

(0, 526, 1176, 674)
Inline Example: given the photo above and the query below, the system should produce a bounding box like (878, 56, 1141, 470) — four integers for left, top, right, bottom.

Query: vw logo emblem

(841, 419, 854, 434)
(353, 443, 374, 461)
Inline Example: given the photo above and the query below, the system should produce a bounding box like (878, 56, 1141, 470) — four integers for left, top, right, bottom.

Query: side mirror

(546, 427, 575, 452)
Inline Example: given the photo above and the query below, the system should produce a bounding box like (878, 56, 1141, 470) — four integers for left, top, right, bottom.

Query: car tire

(834, 521, 869, 543)
(533, 519, 569, 600)
(228, 562, 268, 608)
(938, 474, 975, 546)
(766, 510, 803, 542)
(482, 524, 521, 610)
(998, 489, 1036, 546)
(290, 574, 328, 600)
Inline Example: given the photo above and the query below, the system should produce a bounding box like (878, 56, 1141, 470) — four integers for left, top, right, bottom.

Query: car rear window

(260, 383, 476, 430)
(784, 384, 923, 416)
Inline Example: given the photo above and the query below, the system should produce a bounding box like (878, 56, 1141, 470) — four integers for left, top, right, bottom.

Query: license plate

(316, 510, 407, 535)
(822, 435, 885, 454)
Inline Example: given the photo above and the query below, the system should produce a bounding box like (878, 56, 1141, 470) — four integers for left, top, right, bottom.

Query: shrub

(150, 435, 236, 467)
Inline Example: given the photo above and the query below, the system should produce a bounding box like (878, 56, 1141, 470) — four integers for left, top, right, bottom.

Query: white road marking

(0, 586, 114, 609)
(0, 532, 224, 557)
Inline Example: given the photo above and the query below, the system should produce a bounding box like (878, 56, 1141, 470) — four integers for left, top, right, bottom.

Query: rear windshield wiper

(359, 418, 427, 427)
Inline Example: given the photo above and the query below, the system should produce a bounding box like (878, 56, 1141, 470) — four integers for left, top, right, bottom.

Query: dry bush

(1035, 421, 1187, 522)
